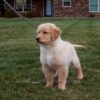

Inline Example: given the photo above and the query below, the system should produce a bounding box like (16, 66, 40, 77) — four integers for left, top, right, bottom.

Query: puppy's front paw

(44, 83, 53, 88)
(58, 83, 66, 90)
(77, 73, 83, 80)
(58, 86, 65, 90)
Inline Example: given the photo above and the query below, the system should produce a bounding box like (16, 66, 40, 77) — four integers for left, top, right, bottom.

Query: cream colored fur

(36, 23, 83, 90)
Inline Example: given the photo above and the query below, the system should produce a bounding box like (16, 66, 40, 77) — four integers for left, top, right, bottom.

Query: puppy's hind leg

(72, 57, 83, 80)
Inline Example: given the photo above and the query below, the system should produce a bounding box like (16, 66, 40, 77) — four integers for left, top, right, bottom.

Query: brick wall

(53, 0, 100, 17)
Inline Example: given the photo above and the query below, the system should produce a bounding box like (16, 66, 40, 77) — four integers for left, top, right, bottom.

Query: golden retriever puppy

(36, 23, 83, 90)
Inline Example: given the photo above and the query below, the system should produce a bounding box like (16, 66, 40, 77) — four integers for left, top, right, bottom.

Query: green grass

(0, 18, 100, 100)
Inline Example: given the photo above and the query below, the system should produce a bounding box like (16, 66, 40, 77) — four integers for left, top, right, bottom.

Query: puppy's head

(36, 23, 61, 45)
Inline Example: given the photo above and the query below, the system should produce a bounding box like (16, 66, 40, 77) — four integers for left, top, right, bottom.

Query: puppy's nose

(36, 37, 40, 42)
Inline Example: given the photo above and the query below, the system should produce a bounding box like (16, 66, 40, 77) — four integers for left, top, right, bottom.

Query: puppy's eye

(43, 32, 49, 34)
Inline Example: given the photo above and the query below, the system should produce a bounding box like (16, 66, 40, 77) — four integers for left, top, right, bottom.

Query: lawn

(0, 18, 100, 100)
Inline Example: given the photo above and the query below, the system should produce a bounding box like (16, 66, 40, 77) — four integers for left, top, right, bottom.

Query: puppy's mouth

(36, 40, 51, 46)
(36, 38, 46, 45)
(37, 41, 44, 44)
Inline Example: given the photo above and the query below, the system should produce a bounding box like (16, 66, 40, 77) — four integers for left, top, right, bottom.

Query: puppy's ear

(51, 27, 61, 41)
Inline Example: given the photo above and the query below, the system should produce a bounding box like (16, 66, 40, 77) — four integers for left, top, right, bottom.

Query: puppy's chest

(40, 48, 60, 66)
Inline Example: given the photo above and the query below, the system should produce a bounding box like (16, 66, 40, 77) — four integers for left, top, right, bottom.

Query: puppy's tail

(73, 44, 87, 49)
